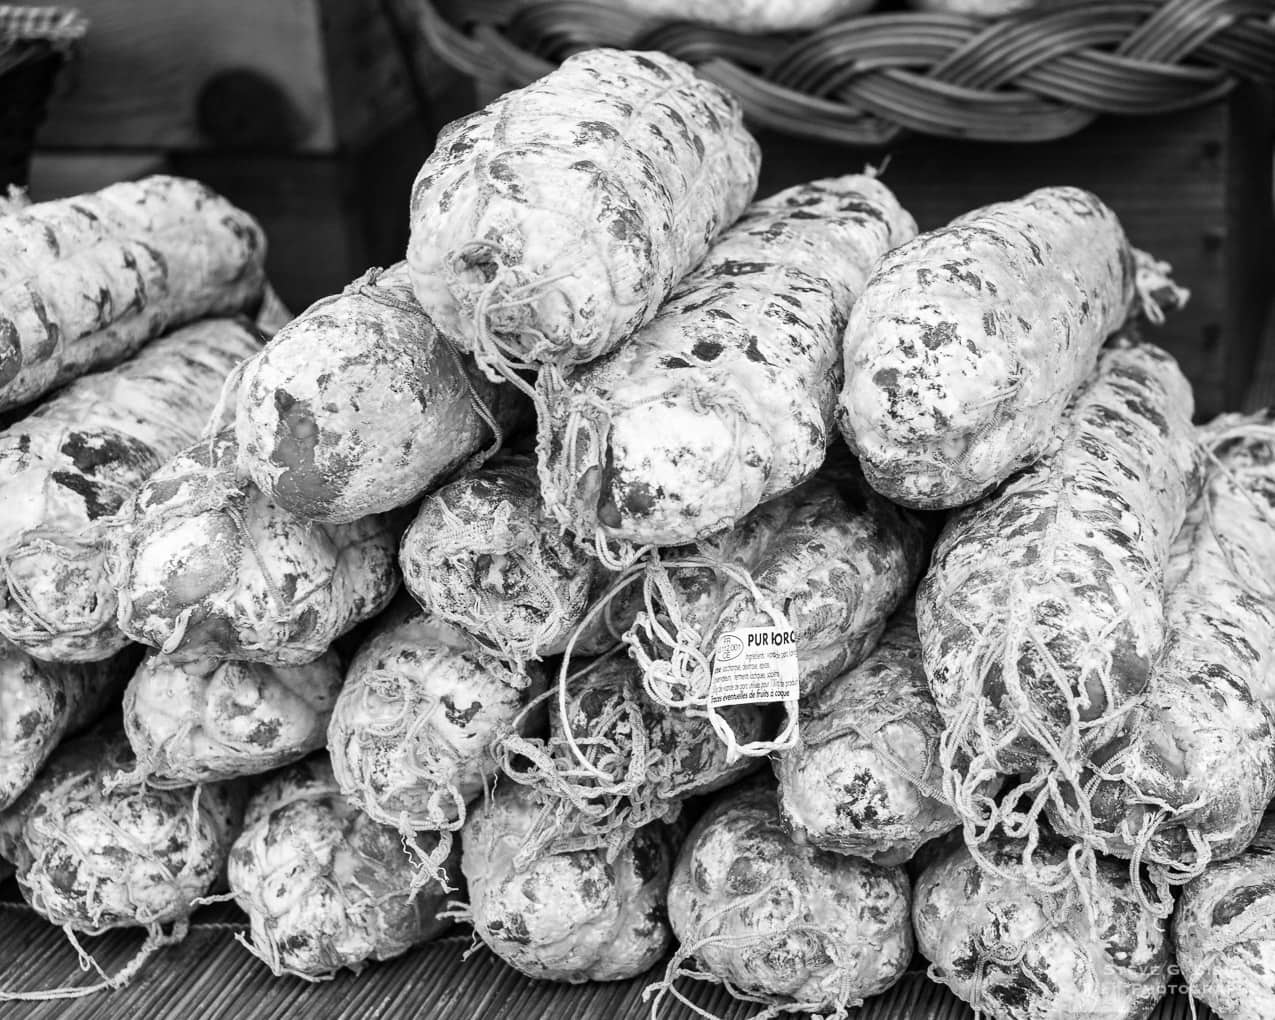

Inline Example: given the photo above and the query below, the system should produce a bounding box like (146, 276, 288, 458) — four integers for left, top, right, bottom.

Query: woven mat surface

(0, 885, 1211, 1020)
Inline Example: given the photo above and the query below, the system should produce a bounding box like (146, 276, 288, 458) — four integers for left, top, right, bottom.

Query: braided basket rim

(414, 0, 1275, 144)
(0, 5, 87, 46)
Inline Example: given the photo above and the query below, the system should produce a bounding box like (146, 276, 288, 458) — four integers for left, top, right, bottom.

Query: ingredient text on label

(710, 626, 799, 707)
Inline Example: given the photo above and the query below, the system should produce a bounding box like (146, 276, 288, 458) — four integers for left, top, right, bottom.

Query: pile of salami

(2, 46, 1272, 1020)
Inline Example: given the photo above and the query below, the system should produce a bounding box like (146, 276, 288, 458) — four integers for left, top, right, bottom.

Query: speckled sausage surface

(839, 186, 1136, 509)
(918, 342, 1201, 785)
(228, 754, 459, 979)
(537, 174, 916, 547)
(498, 655, 763, 858)
(0, 176, 266, 412)
(0, 319, 261, 662)
(115, 430, 399, 665)
(0, 731, 244, 934)
(0, 640, 134, 810)
(461, 782, 675, 983)
(552, 657, 763, 804)
(124, 648, 343, 786)
(1052, 415, 1275, 874)
(630, 456, 930, 701)
(401, 455, 610, 662)
(914, 835, 1167, 1020)
(407, 49, 760, 370)
(235, 262, 524, 524)
(328, 605, 540, 832)
(666, 782, 913, 1014)
(1175, 812, 1275, 1020)
(775, 606, 958, 866)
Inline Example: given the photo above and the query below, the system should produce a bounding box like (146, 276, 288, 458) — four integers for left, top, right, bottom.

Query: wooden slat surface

(0, 891, 1213, 1020)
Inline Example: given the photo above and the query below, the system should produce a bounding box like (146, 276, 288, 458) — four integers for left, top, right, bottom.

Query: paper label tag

(710, 626, 800, 707)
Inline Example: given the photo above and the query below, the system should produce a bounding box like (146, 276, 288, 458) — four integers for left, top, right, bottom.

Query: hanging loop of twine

(551, 548, 802, 766)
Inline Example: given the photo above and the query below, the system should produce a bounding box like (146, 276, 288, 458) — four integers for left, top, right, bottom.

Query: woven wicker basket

(0, 5, 86, 188)
(415, 0, 1275, 144)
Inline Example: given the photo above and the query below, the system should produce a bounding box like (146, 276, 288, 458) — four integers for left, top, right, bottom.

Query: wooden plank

(35, 0, 425, 154)
(0, 891, 1217, 1020)
(169, 116, 434, 313)
(752, 93, 1267, 420)
(25, 151, 170, 202)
